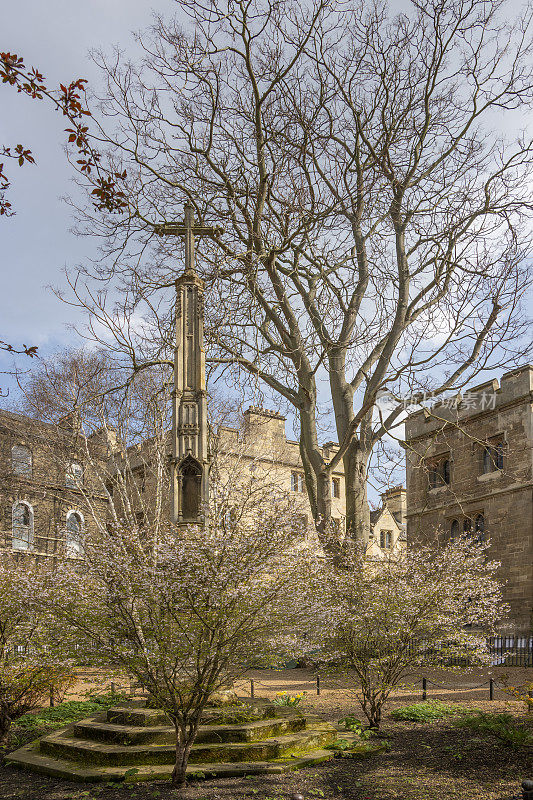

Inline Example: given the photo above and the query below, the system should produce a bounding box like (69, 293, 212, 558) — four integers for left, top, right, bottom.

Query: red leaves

(0, 340, 38, 357)
(0, 145, 34, 216)
(90, 176, 128, 213)
(1, 51, 127, 215)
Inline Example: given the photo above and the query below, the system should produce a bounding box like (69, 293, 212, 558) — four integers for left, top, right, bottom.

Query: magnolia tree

(318, 537, 507, 728)
(0, 555, 72, 744)
(36, 506, 320, 787)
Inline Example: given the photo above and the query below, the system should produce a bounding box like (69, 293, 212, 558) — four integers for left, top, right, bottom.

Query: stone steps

(106, 701, 275, 728)
(39, 725, 334, 766)
(73, 714, 306, 745)
(5, 699, 338, 783)
(7, 742, 334, 783)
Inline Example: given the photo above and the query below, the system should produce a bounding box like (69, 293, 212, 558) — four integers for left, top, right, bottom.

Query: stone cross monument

(156, 203, 221, 525)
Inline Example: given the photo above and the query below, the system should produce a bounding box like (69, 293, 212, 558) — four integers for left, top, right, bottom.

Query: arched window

(12, 502, 33, 550)
(442, 460, 451, 485)
(463, 517, 472, 534)
(450, 519, 460, 540)
(66, 511, 84, 556)
(12, 445, 32, 477)
(475, 513, 485, 543)
(65, 462, 83, 489)
(482, 446, 493, 474)
(179, 456, 202, 520)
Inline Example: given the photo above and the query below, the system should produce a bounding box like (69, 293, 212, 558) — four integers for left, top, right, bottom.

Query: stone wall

(405, 365, 533, 628)
(0, 409, 109, 556)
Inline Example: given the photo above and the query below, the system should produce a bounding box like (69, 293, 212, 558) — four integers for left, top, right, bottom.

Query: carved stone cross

(155, 202, 222, 274)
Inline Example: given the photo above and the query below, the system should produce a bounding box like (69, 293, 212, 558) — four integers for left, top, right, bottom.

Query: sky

(1, 0, 176, 393)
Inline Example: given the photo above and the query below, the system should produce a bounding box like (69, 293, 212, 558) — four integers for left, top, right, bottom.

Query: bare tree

(60, 0, 533, 544)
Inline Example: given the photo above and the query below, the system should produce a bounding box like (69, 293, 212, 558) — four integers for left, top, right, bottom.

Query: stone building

(119, 405, 347, 536)
(0, 409, 109, 557)
(215, 407, 347, 533)
(405, 364, 533, 628)
(1, 402, 406, 555)
(368, 486, 407, 558)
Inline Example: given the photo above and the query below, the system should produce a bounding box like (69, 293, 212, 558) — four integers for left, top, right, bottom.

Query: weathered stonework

(0, 409, 109, 557)
(405, 364, 533, 628)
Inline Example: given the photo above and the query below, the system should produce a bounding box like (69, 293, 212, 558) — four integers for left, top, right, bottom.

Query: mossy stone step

(39, 724, 335, 766)
(106, 700, 274, 728)
(74, 713, 305, 746)
(7, 740, 334, 783)
(106, 707, 172, 727)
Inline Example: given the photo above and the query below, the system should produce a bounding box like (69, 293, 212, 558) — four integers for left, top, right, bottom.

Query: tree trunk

(171, 726, 193, 788)
(343, 442, 371, 546)
(315, 467, 333, 538)
(0, 710, 11, 746)
(297, 394, 338, 551)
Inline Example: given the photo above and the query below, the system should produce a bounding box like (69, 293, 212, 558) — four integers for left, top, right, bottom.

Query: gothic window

(450, 519, 460, 540)
(12, 502, 33, 550)
(332, 477, 341, 498)
(12, 444, 32, 477)
(66, 462, 83, 489)
(463, 517, 472, 534)
(223, 506, 239, 530)
(66, 511, 84, 557)
(474, 513, 485, 543)
(427, 455, 451, 488)
(481, 439, 504, 473)
(179, 456, 202, 520)
(380, 529, 392, 549)
(291, 471, 304, 492)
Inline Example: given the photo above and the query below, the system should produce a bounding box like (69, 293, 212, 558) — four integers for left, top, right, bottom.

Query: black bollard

(422, 677, 427, 701)
(489, 678, 494, 701)
(316, 674, 320, 695)
(251, 679, 255, 699)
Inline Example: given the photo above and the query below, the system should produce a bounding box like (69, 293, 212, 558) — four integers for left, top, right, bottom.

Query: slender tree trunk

(297, 393, 338, 550)
(343, 442, 371, 545)
(171, 725, 193, 788)
(0, 710, 11, 746)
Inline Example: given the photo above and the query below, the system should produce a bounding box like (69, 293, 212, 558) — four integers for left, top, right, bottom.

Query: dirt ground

(1, 667, 531, 800)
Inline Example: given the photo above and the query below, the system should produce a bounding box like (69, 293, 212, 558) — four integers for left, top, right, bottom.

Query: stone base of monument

(6, 698, 337, 783)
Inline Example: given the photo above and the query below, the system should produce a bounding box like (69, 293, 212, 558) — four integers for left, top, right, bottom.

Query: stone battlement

(405, 364, 533, 439)
(245, 406, 286, 420)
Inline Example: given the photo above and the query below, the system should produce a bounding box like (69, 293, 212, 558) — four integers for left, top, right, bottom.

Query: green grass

(454, 712, 533, 749)
(14, 692, 129, 731)
(390, 700, 470, 722)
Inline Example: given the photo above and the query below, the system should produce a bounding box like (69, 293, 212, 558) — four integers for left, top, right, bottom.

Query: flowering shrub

(36, 515, 321, 787)
(0, 556, 73, 745)
(315, 538, 507, 729)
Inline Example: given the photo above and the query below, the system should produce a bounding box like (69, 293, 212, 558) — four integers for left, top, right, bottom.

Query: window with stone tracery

(12, 501, 33, 550)
(11, 444, 32, 477)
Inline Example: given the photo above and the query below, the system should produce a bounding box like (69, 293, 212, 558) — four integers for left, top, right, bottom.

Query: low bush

(14, 691, 129, 731)
(455, 712, 533, 749)
(390, 700, 468, 722)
